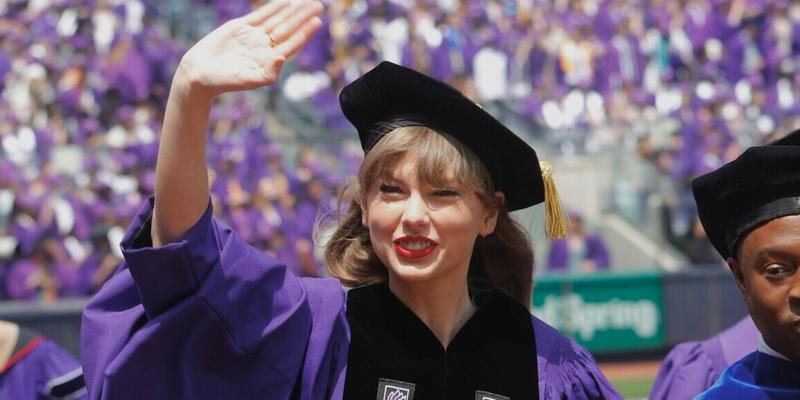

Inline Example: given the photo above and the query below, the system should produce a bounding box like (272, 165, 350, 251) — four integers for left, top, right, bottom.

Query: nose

(790, 270, 800, 306)
(401, 192, 430, 228)
(789, 269, 800, 318)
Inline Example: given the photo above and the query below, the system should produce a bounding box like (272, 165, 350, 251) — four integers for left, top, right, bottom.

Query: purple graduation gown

(547, 235, 610, 272)
(81, 197, 620, 399)
(6, 260, 39, 301)
(650, 316, 759, 400)
(0, 327, 86, 400)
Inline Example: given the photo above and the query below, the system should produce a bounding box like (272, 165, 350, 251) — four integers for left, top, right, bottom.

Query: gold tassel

(539, 161, 569, 239)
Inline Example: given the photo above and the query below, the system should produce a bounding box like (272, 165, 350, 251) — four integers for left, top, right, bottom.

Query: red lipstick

(393, 236, 437, 259)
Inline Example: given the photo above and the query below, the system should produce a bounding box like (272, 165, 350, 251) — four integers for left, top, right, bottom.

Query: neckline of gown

(346, 282, 529, 355)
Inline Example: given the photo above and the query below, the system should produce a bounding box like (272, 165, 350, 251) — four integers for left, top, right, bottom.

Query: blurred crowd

(6, 0, 800, 301)
(0, 0, 357, 302)
(271, 0, 800, 264)
(0, 0, 177, 301)
(269, 0, 800, 147)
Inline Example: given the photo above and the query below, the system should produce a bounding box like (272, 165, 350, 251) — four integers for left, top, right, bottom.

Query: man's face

(728, 215, 800, 361)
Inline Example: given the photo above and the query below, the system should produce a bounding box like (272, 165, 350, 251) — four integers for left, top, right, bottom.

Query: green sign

(532, 271, 665, 353)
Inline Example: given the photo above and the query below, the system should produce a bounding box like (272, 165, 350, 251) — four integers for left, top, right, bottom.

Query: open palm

(180, 0, 324, 98)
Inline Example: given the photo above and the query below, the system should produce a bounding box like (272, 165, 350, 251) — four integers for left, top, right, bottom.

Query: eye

(764, 263, 795, 278)
(378, 183, 402, 194)
(433, 188, 459, 197)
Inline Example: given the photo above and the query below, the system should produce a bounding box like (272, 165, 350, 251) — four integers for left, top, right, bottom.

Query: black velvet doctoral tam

(692, 130, 800, 259)
(339, 61, 545, 212)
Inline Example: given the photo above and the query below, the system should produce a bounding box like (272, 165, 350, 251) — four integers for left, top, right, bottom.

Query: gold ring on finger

(268, 32, 278, 47)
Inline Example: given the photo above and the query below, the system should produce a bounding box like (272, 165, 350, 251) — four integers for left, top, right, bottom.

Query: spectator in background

(547, 211, 610, 273)
(683, 216, 722, 265)
(6, 240, 58, 302)
(0, 320, 86, 399)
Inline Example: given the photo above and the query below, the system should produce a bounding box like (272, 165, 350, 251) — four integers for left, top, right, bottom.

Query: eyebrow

(377, 174, 403, 185)
(379, 172, 461, 187)
(752, 247, 798, 262)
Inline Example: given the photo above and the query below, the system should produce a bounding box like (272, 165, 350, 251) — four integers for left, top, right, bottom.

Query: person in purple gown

(101, 34, 152, 103)
(0, 320, 86, 400)
(547, 211, 611, 273)
(6, 240, 59, 302)
(650, 316, 759, 400)
(81, 2, 620, 399)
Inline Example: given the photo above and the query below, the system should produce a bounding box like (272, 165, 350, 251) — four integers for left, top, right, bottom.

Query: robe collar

(758, 336, 797, 364)
(344, 283, 539, 400)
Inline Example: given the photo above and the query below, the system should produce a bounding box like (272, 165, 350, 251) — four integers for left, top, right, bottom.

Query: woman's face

(730, 214, 800, 361)
(363, 156, 498, 286)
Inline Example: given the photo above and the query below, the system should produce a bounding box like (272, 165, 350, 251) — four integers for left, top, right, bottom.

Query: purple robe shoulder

(650, 316, 759, 400)
(0, 325, 86, 400)
(533, 316, 622, 399)
(82, 197, 618, 399)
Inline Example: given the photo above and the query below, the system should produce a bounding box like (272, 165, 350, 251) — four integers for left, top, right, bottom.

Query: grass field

(610, 376, 655, 399)
(600, 360, 660, 399)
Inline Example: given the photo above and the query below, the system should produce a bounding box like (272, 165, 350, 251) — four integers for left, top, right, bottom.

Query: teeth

(398, 241, 431, 251)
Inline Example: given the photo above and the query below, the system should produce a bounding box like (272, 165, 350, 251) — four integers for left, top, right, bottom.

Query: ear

(361, 207, 368, 227)
(726, 257, 748, 298)
(358, 196, 369, 227)
(481, 192, 504, 236)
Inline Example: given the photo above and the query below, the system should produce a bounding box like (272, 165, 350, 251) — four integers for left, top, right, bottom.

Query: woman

(80, 1, 620, 399)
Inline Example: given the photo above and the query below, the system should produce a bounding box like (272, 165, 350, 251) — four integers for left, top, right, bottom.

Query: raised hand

(178, 0, 324, 99)
(153, 0, 324, 246)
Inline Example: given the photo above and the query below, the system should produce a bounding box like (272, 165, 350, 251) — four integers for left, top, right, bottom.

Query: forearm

(152, 64, 214, 246)
(148, 0, 322, 246)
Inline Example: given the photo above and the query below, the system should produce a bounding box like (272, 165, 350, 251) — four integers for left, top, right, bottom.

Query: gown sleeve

(80, 196, 349, 400)
(533, 316, 622, 400)
(35, 340, 87, 400)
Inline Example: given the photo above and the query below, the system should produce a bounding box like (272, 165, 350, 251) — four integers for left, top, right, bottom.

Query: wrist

(173, 58, 215, 103)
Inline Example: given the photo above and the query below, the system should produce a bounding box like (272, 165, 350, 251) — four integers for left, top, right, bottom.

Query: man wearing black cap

(692, 131, 800, 399)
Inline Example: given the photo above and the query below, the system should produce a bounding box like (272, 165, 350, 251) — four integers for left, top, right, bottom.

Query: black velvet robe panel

(344, 284, 538, 400)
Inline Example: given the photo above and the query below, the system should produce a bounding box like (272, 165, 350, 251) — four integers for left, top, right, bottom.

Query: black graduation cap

(339, 61, 567, 237)
(692, 129, 800, 259)
(771, 128, 800, 146)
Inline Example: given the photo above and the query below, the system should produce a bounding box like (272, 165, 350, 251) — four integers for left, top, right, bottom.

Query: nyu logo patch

(475, 390, 511, 400)
(377, 378, 415, 400)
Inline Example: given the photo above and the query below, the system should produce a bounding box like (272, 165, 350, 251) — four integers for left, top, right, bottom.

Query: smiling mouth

(393, 238, 437, 259)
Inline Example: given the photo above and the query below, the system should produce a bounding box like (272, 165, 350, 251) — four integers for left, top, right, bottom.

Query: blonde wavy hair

(324, 126, 535, 306)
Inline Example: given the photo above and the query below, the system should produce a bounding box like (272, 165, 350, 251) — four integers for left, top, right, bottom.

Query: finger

(244, 0, 291, 26)
(262, 1, 323, 42)
(270, 1, 324, 44)
(274, 16, 323, 58)
(259, 1, 308, 33)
